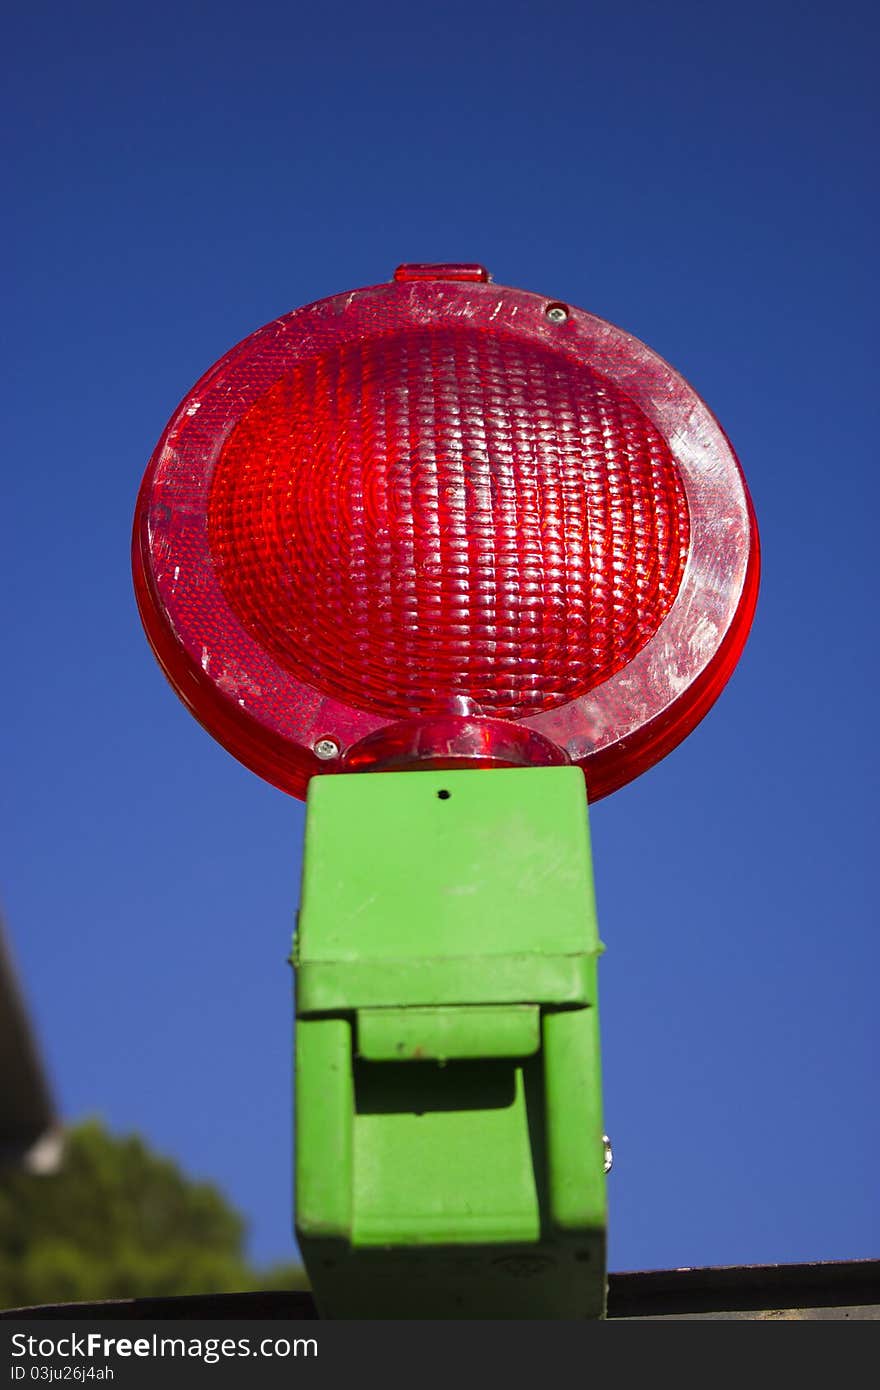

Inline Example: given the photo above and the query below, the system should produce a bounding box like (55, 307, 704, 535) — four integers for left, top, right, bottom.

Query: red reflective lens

(207, 328, 688, 722)
(133, 270, 758, 801)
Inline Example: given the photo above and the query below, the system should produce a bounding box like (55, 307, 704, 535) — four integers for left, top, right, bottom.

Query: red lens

(133, 270, 758, 801)
(207, 328, 688, 722)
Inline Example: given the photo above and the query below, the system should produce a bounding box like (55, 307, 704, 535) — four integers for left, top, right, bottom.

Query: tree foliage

(0, 1119, 306, 1309)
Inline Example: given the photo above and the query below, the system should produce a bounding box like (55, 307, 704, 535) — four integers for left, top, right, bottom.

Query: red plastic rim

(133, 269, 759, 801)
(341, 716, 570, 775)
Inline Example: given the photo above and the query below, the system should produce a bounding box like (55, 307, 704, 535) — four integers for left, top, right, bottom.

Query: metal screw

(314, 738, 339, 761)
(545, 303, 569, 324)
(603, 1134, 613, 1174)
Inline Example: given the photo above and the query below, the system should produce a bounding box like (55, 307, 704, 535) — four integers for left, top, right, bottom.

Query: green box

(294, 766, 607, 1318)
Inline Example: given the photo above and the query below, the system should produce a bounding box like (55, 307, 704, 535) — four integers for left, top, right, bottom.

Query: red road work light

(133, 264, 758, 802)
(133, 266, 759, 1318)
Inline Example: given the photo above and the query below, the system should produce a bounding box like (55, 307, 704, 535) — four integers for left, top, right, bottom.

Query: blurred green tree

(0, 1118, 306, 1308)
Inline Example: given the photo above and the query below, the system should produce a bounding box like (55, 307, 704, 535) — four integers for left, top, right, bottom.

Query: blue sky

(3, 0, 877, 1277)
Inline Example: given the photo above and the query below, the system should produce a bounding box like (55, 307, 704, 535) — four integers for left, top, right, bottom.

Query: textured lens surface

(135, 274, 758, 802)
(207, 326, 689, 720)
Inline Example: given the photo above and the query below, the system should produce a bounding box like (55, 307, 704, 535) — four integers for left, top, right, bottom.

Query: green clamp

(294, 766, 607, 1319)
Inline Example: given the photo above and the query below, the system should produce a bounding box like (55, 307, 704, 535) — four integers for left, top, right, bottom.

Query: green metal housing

(294, 766, 607, 1318)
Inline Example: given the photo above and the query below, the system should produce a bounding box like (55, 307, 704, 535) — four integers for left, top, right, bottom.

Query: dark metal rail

(3, 1259, 877, 1320)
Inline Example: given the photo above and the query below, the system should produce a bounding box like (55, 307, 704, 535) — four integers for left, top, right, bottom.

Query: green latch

(357, 1005, 541, 1062)
(293, 765, 607, 1318)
